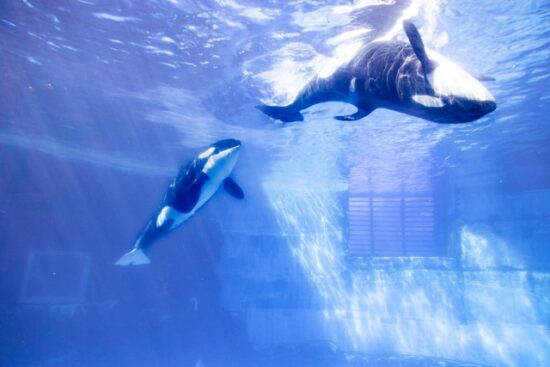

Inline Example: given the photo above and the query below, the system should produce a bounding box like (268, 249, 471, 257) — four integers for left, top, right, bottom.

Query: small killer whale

(257, 21, 496, 124)
(116, 139, 244, 266)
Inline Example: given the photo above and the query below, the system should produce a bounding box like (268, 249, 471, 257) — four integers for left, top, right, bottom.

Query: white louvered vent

(348, 193, 438, 257)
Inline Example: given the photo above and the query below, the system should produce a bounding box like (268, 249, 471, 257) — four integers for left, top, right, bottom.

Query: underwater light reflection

(253, 0, 549, 362)
(266, 182, 550, 364)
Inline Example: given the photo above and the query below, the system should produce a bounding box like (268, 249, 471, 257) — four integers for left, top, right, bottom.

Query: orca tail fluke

(256, 104, 304, 123)
(115, 248, 151, 266)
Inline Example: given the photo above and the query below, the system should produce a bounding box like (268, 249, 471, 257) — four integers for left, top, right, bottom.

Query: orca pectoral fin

(334, 105, 374, 121)
(223, 177, 245, 199)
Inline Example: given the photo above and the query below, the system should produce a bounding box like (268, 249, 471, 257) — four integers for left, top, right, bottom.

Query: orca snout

(480, 99, 497, 114)
(468, 97, 496, 118)
(464, 78, 496, 117)
(448, 97, 497, 123)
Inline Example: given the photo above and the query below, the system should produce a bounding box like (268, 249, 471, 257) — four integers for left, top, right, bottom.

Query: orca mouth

(464, 99, 497, 120)
(443, 97, 497, 123)
(417, 97, 497, 124)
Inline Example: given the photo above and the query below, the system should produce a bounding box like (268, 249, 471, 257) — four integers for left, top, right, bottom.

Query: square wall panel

(20, 250, 91, 304)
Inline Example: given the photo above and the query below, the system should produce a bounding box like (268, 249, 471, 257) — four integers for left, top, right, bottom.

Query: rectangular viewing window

(20, 250, 91, 304)
(347, 191, 440, 257)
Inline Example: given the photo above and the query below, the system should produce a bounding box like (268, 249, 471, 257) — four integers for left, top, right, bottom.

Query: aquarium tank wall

(0, 1, 549, 366)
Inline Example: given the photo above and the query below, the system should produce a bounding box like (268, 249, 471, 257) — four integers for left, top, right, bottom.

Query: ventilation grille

(348, 193, 438, 257)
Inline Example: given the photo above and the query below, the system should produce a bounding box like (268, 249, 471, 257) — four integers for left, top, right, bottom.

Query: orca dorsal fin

(223, 177, 244, 199)
(403, 20, 437, 77)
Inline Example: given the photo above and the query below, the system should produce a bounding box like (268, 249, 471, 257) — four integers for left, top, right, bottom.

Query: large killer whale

(257, 21, 496, 124)
(116, 139, 244, 266)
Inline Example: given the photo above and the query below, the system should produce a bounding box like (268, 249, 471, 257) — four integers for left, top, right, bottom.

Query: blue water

(1, 1, 549, 366)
